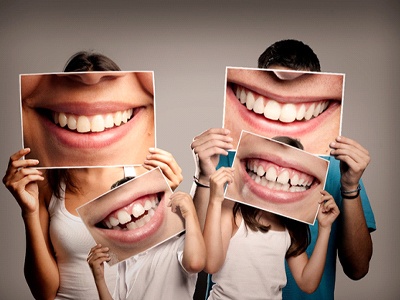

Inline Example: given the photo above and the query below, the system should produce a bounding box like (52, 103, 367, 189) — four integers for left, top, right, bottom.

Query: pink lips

(239, 157, 319, 204)
(94, 192, 165, 246)
(226, 84, 341, 136)
(40, 105, 145, 149)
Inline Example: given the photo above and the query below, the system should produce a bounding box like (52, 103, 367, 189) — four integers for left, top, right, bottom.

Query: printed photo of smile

(223, 67, 344, 155)
(225, 131, 329, 224)
(76, 167, 184, 265)
(20, 71, 155, 168)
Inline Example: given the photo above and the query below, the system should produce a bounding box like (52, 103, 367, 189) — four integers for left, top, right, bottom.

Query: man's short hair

(258, 39, 321, 72)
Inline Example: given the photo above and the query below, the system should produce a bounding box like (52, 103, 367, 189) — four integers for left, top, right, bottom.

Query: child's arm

(287, 191, 340, 294)
(203, 167, 235, 274)
(169, 191, 206, 273)
(87, 244, 113, 300)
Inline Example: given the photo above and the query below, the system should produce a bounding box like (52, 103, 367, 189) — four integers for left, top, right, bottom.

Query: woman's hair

(47, 51, 121, 199)
(233, 135, 310, 258)
(258, 39, 321, 72)
(63, 51, 121, 72)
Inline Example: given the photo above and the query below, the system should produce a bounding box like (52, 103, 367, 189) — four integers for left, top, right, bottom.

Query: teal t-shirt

(214, 153, 376, 300)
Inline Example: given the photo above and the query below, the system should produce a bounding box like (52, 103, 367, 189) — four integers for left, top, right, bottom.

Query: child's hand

(209, 167, 235, 204)
(317, 191, 340, 229)
(143, 148, 183, 191)
(87, 244, 110, 281)
(168, 191, 196, 219)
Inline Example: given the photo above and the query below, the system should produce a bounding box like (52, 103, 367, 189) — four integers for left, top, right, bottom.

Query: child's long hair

(232, 136, 311, 258)
(233, 204, 310, 258)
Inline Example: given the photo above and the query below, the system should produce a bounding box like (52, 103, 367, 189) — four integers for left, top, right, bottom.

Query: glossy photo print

(223, 67, 344, 155)
(224, 131, 329, 224)
(20, 71, 155, 168)
(77, 167, 185, 265)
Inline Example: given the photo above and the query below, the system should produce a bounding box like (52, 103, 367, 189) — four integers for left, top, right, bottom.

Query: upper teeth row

(235, 86, 329, 123)
(247, 161, 313, 187)
(52, 108, 133, 133)
(103, 198, 158, 230)
(248, 172, 309, 192)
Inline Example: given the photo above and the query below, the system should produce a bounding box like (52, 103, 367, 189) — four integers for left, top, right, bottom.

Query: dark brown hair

(258, 39, 321, 72)
(232, 136, 310, 258)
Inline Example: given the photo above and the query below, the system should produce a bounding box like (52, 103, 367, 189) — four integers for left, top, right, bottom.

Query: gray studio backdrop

(1, 1, 399, 299)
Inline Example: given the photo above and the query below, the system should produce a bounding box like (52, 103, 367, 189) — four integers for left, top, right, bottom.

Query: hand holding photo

(77, 167, 184, 265)
(20, 71, 155, 168)
(224, 130, 329, 224)
(223, 67, 344, 155)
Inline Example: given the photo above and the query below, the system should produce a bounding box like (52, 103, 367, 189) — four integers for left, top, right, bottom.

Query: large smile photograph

(76, 167, 184, 265)
(223, 67, 344, 155)
(20, 71, 155, 168)
(225, 130, 329, 224)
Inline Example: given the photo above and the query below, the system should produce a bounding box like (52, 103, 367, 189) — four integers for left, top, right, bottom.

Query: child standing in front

(87, 191, 205, 300)
(204, 166, 339, 299)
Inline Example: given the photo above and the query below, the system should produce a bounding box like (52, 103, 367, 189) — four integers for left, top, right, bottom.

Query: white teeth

(104, 114, 114, 128)
(236, 86, 329, 122)
(59, 113, 68, 127)
(52, 109, 133, 133)
(247, 162, 314, 192)
(279, 103, 297, 123)
(296, 104, 306, 121)
(290, 174, 299, 186)
(67, 115, 77, 130)
(264, 100, 280, 120)
(126, 222, 138, 230)
(253, 97, 264, 114)
(144, 200, 152, 210)
(246, 92, 255, 110)
(109, 216, 119, 227)
(102, 195, 160, 231)
(132, 203, 145, 218)
(265, 167, 277, 182)
(304, 103, 315, 120)
(117, 210, 131, 225)
(114, 111, 122, 126)
(77, 116, 91, 133)
(256, 165, 265, 177)
(276, 170, 290, 185)
(91, 115, 105, 132)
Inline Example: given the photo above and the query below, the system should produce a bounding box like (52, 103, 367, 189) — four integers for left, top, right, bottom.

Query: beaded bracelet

(341, 184, 361, 199)
(193, 176, 210, 188)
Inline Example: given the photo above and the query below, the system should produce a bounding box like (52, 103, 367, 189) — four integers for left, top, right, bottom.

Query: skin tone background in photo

(223, 68, 344, 155)
(0, 1, 399, 299)
(77, 167, 184, 265)
(225, 131, 329, 225)
(20, 71, 155, 168)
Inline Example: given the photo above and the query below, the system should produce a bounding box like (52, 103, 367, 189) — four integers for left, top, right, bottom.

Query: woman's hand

(191, 128, 233, 183)
(2, 148, 44, 216)
(143, 148, 183, 190)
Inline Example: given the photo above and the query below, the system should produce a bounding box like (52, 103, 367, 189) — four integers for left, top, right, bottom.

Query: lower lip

(95, 195, 165, 246)
(240, 161, 314, 204)
(41, 108, 144, 149)
(226, 85, 340, 136)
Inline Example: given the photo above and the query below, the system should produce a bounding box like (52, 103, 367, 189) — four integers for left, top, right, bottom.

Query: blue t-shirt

(214, 153, 376, 300)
